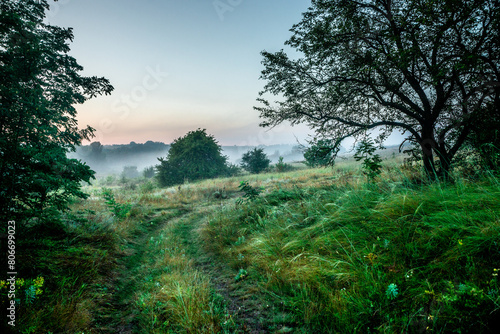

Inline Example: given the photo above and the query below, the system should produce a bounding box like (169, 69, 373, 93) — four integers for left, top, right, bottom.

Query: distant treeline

(76, 141, 169, 161)
(70, 141, 306, 176)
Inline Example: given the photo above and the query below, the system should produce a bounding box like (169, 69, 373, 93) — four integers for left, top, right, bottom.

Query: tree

(121, 166, 140, 179)
(0, 0, 113, 222)
(255, 0, 500, 179)
(143, 166, 156, 179)
(156, 129, 231, 187)
(467, 102, 500, 171)
(240, 148, 271, 174)
(88, 141, 106, 164)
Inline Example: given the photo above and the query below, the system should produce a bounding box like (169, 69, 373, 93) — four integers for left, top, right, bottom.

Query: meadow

(2, 158, 499, 333)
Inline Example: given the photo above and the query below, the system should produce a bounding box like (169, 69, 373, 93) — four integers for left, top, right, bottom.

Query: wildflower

(405, 269, 414, 279)
(458, 239, 463, 246)
(0, 280, 6, 289)
(493, 269, 499, 277)
(34, 276, 44, 288)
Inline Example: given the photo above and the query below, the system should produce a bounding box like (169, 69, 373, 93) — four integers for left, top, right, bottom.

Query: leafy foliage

(142, 166, 155, 179)
(303, 139, 338, 167)
(354, 139, 383, 181)
(466, 103, 500, 172)
(240, 147, 271, 174)
(102, 188, 132, 219)
(275, 156, 293, 172)
(0, 0, 113, 223)
(121, 166, 139, 179)
(237, 181, 262, 204)
(255, 0, 500, 178)
(156, 129, 232, 187)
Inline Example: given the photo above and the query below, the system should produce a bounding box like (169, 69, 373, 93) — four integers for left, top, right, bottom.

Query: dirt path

(92, 211, 186, 333)
(91, 202, 273, 333)
(169, 205, 273, 333)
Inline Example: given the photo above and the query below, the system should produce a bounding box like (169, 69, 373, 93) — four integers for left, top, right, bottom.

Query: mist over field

(69, 141, 306, 176)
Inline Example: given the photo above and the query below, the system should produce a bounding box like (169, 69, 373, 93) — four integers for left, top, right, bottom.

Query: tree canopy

(256, 0, 500, 178)
(240, 148, 271, 174)
(156, 129, 232, 187)
(0, 0, 113, 222)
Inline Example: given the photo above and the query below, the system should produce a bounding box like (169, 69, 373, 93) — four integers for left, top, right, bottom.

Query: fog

(68, 141, 306, 178)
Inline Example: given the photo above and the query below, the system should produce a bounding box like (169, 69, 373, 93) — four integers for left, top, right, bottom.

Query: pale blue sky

(46, 0, 314, 146)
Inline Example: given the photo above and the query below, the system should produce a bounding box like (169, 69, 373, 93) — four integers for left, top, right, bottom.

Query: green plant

(386, 283, 399, 300)
(275, 156, 293, 172)
(354, 138, 383, 181)
(303, 139, 338, 167)
(143, 166, 156, 178)
(121, 166, 140, 179)
(25, 285, 37, 305)
(237, 181, 262, 204)
(101, 188, 132, 218)
(235, 269, 248, 282)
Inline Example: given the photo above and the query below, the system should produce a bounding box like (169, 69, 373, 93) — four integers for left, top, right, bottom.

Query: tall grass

(201, 170, 500, 333)
(6, 161, 500, 333)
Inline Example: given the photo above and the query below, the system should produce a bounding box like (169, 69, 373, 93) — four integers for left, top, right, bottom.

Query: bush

(354, 139, 383, 181)
(121, 166, 140, 179)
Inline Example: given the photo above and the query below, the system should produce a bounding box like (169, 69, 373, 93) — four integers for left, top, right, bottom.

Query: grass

(2, 160, 499, 333)
(201, 172, 500, 332)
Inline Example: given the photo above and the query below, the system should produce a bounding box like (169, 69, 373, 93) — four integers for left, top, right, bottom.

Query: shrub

(121, 166, 140, 179)
(354, 138, 383, 181)
(303, 139, 339, 167)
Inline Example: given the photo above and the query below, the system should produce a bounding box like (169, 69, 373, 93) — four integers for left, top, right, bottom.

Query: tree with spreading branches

(256, 0, 500, 179)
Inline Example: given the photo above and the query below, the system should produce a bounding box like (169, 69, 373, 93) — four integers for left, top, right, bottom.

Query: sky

(44, 0, 315, 146)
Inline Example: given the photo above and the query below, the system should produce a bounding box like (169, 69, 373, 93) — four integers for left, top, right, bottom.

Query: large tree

(256, 0, 500, 178)
(156, 129, 231, 187)
(0, 0, 113, 222)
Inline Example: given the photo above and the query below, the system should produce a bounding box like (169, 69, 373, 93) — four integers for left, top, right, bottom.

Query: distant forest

(70, 141, 305, 176)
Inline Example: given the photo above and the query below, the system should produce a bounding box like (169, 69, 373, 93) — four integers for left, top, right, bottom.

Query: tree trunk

(420, 127, 438, 180)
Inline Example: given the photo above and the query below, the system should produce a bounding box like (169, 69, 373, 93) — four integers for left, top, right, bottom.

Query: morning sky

(45, 0, 314, 146)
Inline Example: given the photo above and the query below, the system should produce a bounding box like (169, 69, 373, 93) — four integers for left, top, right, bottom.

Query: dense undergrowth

(1, 161, 499, 333)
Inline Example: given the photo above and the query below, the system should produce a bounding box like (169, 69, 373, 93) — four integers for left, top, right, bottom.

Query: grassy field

(2, 160, 500, 333)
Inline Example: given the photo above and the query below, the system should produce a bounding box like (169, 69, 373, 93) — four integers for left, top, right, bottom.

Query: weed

(237, 181, 262, 204)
